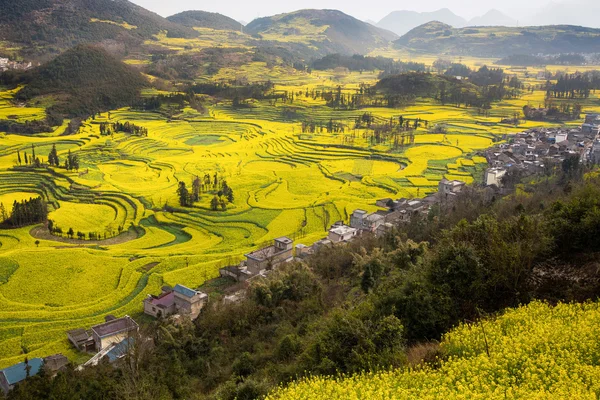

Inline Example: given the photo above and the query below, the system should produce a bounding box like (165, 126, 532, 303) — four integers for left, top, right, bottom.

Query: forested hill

(167, 11, 242, 31)
(14, 45, 147, 117)
(0, 0, 197, 59)
(394, 21, 600, 57)
(245, 9, 398, 56)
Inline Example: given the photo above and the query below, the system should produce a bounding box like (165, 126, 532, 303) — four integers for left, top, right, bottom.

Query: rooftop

(67, 328, 91, 343)
(91, 316, 138, 338)
(329, 225, 358, 236)
(173, 284, 202, 298)
(274, 237, 292, 244)
(146, 291, 175, 308)
(0, 358, 44, 385)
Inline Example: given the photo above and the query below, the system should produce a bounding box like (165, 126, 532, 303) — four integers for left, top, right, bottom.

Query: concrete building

(245, 237, 294, 274)
(485, 168, 507, 187)
(91, 316, 138, 352)
(327, 224, 358, 243)
(144, 287, 177, 318)
(438, 179, 466, 198)
(220, 264, 253, 282)
(173, 284, 208, 320)
(350, 210, 385, 233)
(144, 285, 208, 320)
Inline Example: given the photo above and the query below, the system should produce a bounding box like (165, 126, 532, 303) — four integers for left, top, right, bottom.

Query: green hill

(167, 10, 242, 31)
(0, 0, 197, 59)
(246, 9, 398, 56)
(394, 21, 600, 57)
(16, 45, 147, 117)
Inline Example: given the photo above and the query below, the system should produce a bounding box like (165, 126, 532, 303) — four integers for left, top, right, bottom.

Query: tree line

(100, 121, 148, 137)
(0, 197, 47, 228)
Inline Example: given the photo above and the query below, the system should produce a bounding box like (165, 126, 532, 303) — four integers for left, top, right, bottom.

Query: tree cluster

(0, 197, 47, 228)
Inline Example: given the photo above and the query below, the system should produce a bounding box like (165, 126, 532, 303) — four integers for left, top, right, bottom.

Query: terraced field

(1, 60, 600, 367)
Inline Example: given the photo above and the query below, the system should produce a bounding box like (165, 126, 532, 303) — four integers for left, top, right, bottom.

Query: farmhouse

(245, 237, 294, 274)
(91, 315, 138, 352)
(144, 284, 208, 320)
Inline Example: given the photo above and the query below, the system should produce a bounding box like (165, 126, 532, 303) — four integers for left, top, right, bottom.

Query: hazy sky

(131, 0, 558, 22)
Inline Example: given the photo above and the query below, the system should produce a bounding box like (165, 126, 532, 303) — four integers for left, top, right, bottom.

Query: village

(2, 114, 600, 394)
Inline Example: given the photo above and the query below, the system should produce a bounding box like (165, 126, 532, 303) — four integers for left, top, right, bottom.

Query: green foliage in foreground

(5, 172, 600, 399)
(267, 300, 600, 399)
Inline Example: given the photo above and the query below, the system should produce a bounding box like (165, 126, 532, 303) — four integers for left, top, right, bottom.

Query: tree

(361, 263, 375, 293)
(176, 182, 190, 207)
(0, 202, 6, 222)
(34, 240, 40, 247)
(67, 227, 74, 239)
(192, 176, 201, 202)
(210, 196, 220, 211)
(17, 150, 21, 165)
(48, 144, 59, 166)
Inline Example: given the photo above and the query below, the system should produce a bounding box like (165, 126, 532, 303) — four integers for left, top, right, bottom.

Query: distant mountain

(394, 21, 600, 57)
(468, 9, 517, 27)
(0, 0, 197, 59)
(16, 45, 147, 117)
(245, 9, 398, 56)
(167, 10, 242, 31)
(525, 0, 600, 28)
(377, 9, 467, 36)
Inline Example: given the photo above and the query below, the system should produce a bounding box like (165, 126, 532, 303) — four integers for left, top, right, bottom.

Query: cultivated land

(1, 29, 600, 367)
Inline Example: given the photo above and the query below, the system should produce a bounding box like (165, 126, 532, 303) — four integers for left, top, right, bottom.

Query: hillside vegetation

(245, 9, 398, 56)
(267, 301, 600, 399)
(0, 0, 197, 59)
(167, 11, 242, 31)
(394, 21, 600, 57)
(14, 45, 147, 117)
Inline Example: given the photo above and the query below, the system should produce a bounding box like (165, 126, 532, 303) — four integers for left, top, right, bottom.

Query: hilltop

(15, 45, 147, 117)
(245, 9, 398, 56)
(394, 21, 600, 57)
(167, 10, 242, 31)
(0, 0, 197, 59)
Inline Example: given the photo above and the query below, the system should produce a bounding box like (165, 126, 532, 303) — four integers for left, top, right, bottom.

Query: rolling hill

(167, 10, 242, 31)
(394, 21, 600, 57)
(0, 0, 197, 59)
(16, 44, 147, 117)
(245, 9, 398, 56)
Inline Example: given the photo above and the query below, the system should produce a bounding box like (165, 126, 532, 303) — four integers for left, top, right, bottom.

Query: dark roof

(0, 358, 43, 385)
(173, 284, 198, 298)
(92, 316, 138, 338)
(67, 328, 91, 343)
(43, 354, 69, 372)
